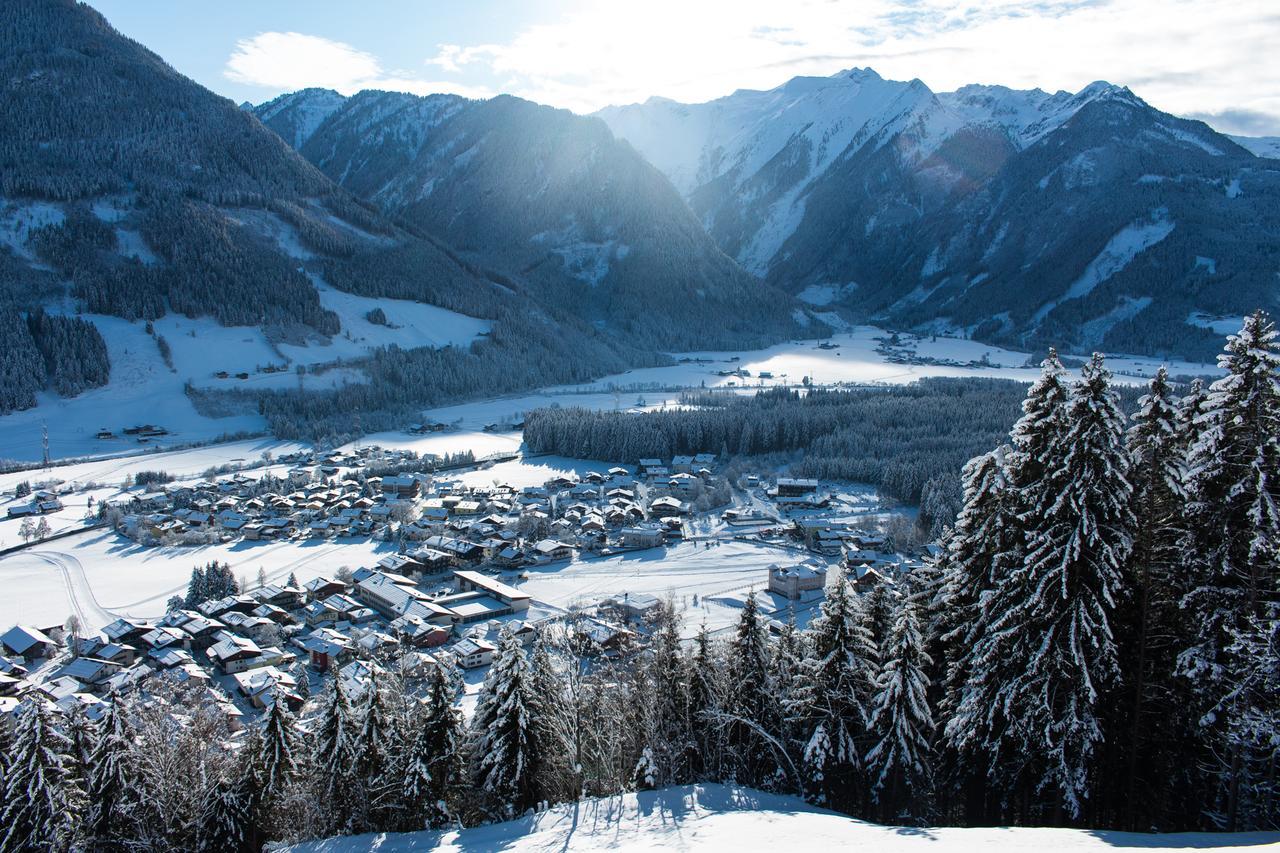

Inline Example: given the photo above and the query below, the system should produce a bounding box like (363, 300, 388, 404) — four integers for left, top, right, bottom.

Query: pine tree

(725, 592, 781, 787)
(801, 721, 834, 805)
(866, 598, 935, 824)
(952, 353, 1133, 822)
(185, 565, 207, 607)
(311, 680, 358, 833)
(686, 623, 723, 780)
(1116, 366, 1197, 829)
(468, 631, 543, 818)
(1180, 311, 1280, 829)
(195, 775, 252, 853)
(771, 614, 807, 762)
(350, 680, 397, 832)
(643, 600, 692, 786)
(797, 570, 875, 814)
(401, 666, 464, 830)
(0, 695, 84, 853)
(250, 695, 301, 840)
(84, 696, 139, 850)
(632, 745, 658, 791)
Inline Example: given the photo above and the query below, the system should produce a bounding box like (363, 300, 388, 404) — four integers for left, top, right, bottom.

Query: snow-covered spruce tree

(724, 592, 784, 787)
(770, 613, 807, 767)
(632, 745, 658, 791)
(1180, 311, 1280, 830)
(528, 629, 572, 802)
(1114, 366, 1198, 829)
(686, 623, 725, 781)
(468, 631, 545, 818)
(401, 666, 465, 831)
(944, 350, 1070, 819)
(249, 694, 302, 841)
(952, 353, 1133, 823)
(801, 721, 834, 805)
(84, 695, 141, 849)
(195, 774, 253, 853)
(351, 681, 399, 833)
(311, 679, 359, 834)
(184, 565, 208, 608)
(1176, 378, 1209, 475)
(866, 597, 935, 824)
(641, 600, 692, 787)
(927, 447, 1020, 821)
(796, 569, 876, 815)
(860, 580, 896, 669)
(0, 695, 84, 853)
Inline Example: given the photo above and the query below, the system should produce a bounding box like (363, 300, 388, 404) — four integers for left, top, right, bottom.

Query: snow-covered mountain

(282, 784, 1280, 852)
(598, 70, 1280, 360)
(254, 89, 812, 351)
(1230, 134, 1280, 159)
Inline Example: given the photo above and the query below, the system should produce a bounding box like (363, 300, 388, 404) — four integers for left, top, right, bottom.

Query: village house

(452, 636, 498, 669)
(768, 559, 829, 599)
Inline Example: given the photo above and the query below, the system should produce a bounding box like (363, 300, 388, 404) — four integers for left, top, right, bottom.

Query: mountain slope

(281, 784, 1280, 852)
(255, 89, 812, 350)
(0, 0, 677, 437)
(599, 70, 1280, 360)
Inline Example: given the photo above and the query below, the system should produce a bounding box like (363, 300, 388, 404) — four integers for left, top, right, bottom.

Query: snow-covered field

(0, 529, 398, 631)
(520, 539, 822, 637)
(283, 783, 1280, 852)
(1, 324, 1215, 465)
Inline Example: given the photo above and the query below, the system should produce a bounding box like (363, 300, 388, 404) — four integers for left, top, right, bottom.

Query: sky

(91, 0, 1280, 136)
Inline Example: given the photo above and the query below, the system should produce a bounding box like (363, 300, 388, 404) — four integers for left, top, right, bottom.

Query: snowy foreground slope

(281, 785, 1280, 852)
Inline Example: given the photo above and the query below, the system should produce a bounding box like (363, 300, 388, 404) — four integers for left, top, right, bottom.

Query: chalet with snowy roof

(619, 525, 665, 548)
(0, 625, 54, 660)
(381, 475, 421, 499)
(378, 553, 424, 577)
(648, 496, 688, 517)
(533, 538, 574, 561)
(451, 637, 497, 669)
(304, 576, 348, 601)
(299, 628, 353, 672)
(388, 615, 451, 648)
(233, 666, 300, 709)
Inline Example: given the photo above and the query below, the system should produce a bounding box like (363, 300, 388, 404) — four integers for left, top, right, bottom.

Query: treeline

(29, 202, 341, 334)
(202, 307, 668, 445)
(0, 308, 109, 414)
(525, 379, 1141, 505)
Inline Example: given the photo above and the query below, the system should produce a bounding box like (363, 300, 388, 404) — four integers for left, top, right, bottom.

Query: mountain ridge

(597, 68, 1280, 360)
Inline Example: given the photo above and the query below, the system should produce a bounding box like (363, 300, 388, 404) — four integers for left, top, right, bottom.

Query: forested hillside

(254, 89, 812, 350)
(0, 0, 807, 432)
(600, 70, 1280, 361)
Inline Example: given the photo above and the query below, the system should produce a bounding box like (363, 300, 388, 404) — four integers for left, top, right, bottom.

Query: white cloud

(224, 31, 492, 100)
(425, 0, 1280, 133)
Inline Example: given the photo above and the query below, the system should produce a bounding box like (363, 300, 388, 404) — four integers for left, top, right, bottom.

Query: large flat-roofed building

(768, 559, 828, 600)
(774, 478, 819, 497)
(355, 572, 456, 627)
(452, 570, 531, 612)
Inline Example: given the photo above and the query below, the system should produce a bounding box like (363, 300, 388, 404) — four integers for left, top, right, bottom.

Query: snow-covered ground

(282, 783, 1280, 852)
(1, 324, 1216, 466)
(519, 539, 824, 638)
(0, 528, 399, 631)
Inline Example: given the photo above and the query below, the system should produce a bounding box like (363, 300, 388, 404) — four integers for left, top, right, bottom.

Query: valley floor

(0, 325, 1213, 465)
(281, 784, 1280, 852)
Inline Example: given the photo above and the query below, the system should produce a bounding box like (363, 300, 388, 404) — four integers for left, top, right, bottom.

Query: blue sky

(90, 0, 1279, 134)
